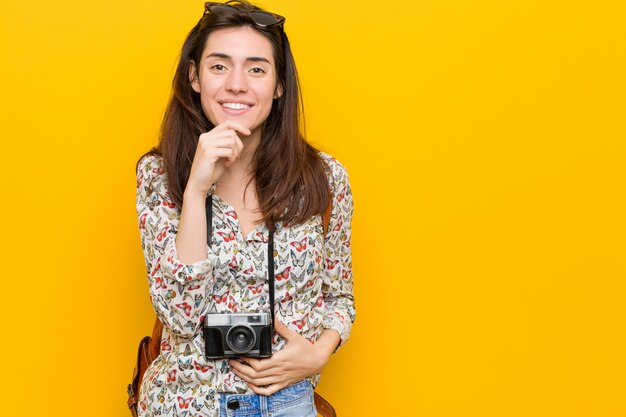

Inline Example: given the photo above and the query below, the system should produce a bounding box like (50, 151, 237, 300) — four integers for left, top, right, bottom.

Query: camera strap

(206, 194, 276, 326)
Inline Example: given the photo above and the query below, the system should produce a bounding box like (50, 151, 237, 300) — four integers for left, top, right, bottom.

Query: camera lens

(226, 325, 256, 353)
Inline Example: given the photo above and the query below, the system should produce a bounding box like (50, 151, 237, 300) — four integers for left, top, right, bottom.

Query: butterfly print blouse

(135, 151, 355, 417)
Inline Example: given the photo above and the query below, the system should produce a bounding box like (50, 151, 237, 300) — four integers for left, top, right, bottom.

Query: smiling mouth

(221, 102, 252, 110)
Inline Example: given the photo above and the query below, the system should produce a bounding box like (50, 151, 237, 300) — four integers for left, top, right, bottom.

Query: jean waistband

(219, 379, 312, 412)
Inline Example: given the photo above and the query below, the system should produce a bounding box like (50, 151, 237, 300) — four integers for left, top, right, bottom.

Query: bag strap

(323, 185, 332, 235)
(149, 313, 162, 358)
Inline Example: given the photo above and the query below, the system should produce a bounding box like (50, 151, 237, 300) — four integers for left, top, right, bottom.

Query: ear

(274, 81, 284, 100)
(189, 60, 201, 93)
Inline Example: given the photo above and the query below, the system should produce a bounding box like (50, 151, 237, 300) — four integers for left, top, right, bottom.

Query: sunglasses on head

(204, 1, 285, 29)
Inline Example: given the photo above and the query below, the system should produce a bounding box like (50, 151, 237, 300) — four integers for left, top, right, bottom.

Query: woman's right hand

(185, 120, 251, 197)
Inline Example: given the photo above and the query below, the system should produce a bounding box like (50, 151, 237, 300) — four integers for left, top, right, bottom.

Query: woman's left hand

(229, 319, 338, 395)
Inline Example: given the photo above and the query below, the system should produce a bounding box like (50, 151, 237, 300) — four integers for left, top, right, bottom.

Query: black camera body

(203, 312, 273, 359)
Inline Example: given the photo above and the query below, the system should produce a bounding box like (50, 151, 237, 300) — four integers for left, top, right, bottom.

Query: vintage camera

(203, 312, 273, 359)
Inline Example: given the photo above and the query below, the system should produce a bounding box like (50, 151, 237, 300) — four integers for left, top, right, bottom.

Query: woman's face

(191, 26, 283, 136)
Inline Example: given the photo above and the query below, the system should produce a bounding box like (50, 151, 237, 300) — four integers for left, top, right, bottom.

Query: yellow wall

(1, 0, 625, 416)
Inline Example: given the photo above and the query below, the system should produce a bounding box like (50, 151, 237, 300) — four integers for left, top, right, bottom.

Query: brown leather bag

(127, 200, 336, 417)
(127, 321, 162, 416)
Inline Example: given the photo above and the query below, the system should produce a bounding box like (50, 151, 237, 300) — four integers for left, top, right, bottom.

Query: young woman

(135, 1, 355, 416)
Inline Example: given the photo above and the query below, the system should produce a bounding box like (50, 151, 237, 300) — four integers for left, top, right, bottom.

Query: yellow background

(1, 0, 625, 416)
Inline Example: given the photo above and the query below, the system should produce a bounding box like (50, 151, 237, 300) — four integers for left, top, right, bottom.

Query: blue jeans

(218, 380, 317, 417)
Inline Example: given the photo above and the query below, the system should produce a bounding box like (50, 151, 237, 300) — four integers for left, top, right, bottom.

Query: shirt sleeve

(321, 157, 356, 352)
(136, 154, 216, 338)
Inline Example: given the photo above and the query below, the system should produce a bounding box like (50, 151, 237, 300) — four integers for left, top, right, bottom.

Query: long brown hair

(137, 1, 329, 231)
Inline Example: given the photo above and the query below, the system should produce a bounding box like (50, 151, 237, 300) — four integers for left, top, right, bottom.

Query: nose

(225, 68, 248, 94)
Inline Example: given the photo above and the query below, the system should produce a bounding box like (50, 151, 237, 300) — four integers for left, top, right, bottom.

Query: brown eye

(211, 64, 226, 71)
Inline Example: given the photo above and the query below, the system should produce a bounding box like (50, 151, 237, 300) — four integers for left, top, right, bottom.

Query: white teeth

(222, 102, 250, 110)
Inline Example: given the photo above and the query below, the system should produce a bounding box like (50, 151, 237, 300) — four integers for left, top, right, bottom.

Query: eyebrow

(205, 52, 271, 64)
